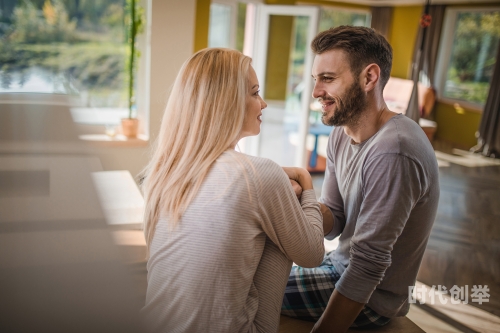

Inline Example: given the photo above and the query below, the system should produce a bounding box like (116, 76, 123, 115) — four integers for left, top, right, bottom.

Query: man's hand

(290, 179, 303, 200)
(310, 289, 364, 333)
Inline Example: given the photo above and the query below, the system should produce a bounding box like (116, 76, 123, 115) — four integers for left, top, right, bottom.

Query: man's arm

(317, 155, 422, 332)
(319, 203, 334, 236)
(311, 290, 364, 333)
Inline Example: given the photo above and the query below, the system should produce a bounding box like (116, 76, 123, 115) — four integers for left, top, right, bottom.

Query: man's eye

(322, 76, 333, 82)
(253, 90, 260, 96)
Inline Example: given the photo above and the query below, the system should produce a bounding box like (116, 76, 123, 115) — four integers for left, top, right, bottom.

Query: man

(282, 26, 440, 332)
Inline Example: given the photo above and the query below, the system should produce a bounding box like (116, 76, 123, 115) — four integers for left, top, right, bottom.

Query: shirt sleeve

(319, 135, 346, 240)
(256, 160, 325, 268)
(335, 153, 423, 304)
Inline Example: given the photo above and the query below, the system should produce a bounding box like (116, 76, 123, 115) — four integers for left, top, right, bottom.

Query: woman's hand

(282, 167, 314, 191)
(289, 179, 303, 200)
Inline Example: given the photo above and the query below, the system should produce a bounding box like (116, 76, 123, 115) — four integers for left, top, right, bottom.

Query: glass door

(241, 5, 319, 167)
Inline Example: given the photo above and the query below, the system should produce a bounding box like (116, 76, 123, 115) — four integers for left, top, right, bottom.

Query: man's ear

(361, 63, 380, 93)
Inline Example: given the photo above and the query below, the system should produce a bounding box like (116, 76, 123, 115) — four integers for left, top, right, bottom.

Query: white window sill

(79, 134, 149, 147)
(70, 107, 130, 125)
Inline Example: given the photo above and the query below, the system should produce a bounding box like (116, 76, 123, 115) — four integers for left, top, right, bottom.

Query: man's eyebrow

(311, 72, 337, 78)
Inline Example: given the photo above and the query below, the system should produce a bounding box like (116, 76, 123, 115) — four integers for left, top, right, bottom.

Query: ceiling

(328, 0, 500, 6)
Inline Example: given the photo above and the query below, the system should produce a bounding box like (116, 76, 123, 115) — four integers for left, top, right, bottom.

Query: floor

(419, 142, 500, 319)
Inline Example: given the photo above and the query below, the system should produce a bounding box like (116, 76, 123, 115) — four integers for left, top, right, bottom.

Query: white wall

(88, 0, 196, 178)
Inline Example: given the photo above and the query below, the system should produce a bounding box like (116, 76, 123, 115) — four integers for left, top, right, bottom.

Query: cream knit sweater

(142, 151, 324, 333)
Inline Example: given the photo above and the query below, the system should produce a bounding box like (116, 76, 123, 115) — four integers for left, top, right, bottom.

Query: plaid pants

(281, 252, 391, 328)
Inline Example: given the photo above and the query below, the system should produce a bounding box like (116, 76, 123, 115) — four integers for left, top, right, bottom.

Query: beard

(321, 81, 367, 127)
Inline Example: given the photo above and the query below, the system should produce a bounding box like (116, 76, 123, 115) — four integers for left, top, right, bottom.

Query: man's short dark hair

(311, 26, 393, 89)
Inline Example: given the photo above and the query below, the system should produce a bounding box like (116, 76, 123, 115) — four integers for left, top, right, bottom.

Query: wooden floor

(417, 141, 500, 318)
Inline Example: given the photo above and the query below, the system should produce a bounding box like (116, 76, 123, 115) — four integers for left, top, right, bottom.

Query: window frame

(434, 6, 500, 112)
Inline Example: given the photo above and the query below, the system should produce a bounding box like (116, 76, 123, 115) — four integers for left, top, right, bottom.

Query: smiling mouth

(258, 114, 262, 121)
(321, 100, 335, 112)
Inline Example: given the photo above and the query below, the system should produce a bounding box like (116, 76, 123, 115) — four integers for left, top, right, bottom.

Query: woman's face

(240, 66, 267, 138)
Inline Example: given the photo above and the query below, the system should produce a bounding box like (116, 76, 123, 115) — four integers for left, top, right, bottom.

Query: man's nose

(312, 82, 322, 99)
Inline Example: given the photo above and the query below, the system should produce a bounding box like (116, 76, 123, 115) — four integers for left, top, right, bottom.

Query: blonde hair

(141, 48, 252, 250)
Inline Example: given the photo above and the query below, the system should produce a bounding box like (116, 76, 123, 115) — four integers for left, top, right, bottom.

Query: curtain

(472, 41, 500, 158)
(371, 7, 393, 40)
(406, 5, 446, 123)
(415, 5, 445, 88)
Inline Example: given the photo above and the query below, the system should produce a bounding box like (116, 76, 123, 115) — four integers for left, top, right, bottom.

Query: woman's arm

(256, 161, 324, 268)
(283, 167, 334, 236)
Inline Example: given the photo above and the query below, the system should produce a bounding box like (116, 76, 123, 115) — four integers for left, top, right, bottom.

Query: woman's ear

(361, 63, 380, 93)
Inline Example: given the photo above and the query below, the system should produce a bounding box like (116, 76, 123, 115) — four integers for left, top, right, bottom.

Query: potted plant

(121, 0, 145, 138)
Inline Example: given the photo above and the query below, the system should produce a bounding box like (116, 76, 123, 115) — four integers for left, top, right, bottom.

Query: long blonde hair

(141, 48, 252, 250)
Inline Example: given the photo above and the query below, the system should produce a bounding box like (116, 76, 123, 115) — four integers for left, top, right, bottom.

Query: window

(208, 1, 247, 51)
(436, 8, 500, 108)
(209, 3, 233, 48)
(318, 7, 371, 33)
(0, 0, 145, 126)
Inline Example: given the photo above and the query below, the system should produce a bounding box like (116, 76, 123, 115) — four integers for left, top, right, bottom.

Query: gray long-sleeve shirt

(142, 151, 324, 333)
(321, 114, 439, 317)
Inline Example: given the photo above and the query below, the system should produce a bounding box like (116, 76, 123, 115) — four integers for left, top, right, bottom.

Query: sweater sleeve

(255, 160, 324, 268)
(319, 137, 346, 240)
(335, 154, 423, 304)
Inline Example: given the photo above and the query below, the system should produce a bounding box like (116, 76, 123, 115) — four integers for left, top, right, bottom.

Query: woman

(141, 48, 324, 333)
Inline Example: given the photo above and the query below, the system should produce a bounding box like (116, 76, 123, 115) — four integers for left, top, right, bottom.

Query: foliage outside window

(0, 0, 131, 116)
(443, 10, 500, 106)
(318, 7, 371, 33)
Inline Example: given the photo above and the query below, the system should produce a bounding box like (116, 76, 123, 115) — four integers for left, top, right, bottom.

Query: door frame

(244, 4, 319, 167)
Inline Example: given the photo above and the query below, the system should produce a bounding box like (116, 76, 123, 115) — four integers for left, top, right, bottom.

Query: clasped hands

(282, 167, 314, 200)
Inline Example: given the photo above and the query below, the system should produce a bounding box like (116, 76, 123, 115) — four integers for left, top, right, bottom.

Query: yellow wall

(434, 102, 482, 148)
(263, 0, 293, 100)
(265, 16, 294, 100)
(194, 0, 210, 52)
(388, 5, 422, 79)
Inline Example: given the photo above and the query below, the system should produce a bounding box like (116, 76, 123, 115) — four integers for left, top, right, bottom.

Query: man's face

(311, 49, 367, 127)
